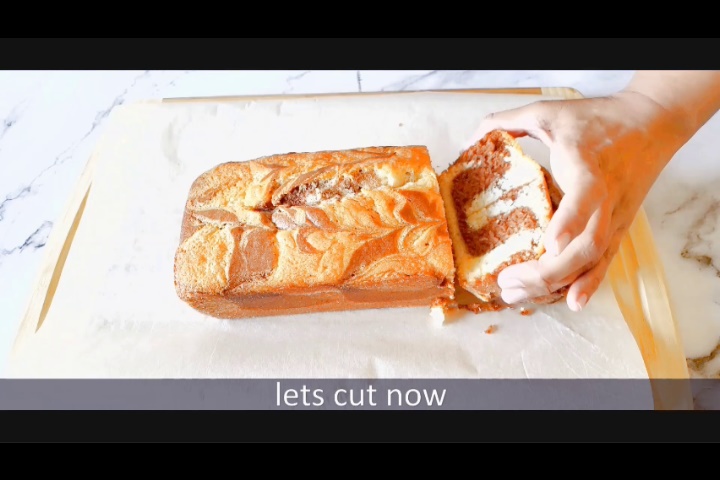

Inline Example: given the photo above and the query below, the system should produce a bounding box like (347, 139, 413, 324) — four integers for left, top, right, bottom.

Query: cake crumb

(520, 308, 534, 316)
(460, 301, 506, 314)
(429, 306, 446, 327)
(484, 324, 498, 334)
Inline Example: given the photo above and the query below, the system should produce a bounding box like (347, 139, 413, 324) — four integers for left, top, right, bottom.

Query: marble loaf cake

(173, 146, 456, 319)
(438, 130, 565, 308)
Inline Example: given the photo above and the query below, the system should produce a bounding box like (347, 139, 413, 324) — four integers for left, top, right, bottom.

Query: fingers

(497, 203, 612, 304)
(543, 146, 608, 257)
(499, 220, 623, 311)
(547, 202, 612, 277)
(462, 101, 556, 150)
(499, 259, 577, 305)
(565, 254, 611, 312)
(565, 232, 623, 311)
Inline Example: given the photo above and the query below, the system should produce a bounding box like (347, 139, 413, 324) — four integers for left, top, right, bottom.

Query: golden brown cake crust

(174, 146, 455, 319)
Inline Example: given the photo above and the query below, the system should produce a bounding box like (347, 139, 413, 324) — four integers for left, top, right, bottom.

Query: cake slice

(438, 130, 564, 309)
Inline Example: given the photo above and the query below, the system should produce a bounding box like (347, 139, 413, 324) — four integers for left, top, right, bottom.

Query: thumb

(462, 100, 555, 150)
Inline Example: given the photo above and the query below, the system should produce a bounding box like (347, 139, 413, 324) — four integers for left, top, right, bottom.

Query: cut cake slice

(439, 130, 565, 309)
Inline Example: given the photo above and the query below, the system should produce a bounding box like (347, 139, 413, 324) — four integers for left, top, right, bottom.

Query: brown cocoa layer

(450, 131, 520, 256)
(466, 207, 539, 257)
(274, 165, 384, 208)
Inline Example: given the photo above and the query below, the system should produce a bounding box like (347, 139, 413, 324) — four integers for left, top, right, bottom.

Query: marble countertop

(1, 70, 718, 377)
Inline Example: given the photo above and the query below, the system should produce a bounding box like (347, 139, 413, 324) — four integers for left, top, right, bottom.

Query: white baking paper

(7, 92, 648, 379)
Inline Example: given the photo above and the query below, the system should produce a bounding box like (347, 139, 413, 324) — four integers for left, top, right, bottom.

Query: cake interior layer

(450, 134, 551, 283)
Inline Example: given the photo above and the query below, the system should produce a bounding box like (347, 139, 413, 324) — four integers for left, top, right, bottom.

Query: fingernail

(573, 294, 588, 312)
(502, 288, 529, 305)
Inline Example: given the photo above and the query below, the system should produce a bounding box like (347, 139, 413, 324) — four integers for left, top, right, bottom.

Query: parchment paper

(7, 92, 648, 379)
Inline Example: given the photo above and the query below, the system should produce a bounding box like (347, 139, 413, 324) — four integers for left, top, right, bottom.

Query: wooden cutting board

(6, 87, 691, 408)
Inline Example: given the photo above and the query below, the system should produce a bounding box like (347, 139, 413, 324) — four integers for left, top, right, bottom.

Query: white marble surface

(1, 70, 719, 377)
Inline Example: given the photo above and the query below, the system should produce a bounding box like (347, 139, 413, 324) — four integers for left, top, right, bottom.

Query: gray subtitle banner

(1, 379, 718, 410)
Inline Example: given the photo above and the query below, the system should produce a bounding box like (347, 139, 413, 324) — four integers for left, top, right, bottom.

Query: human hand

(465, 92, 688, 311)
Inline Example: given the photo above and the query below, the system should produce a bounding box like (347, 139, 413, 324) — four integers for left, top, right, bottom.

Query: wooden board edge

(7, 86, 582, 357)
(160, 87, 584, 103)
(11, 154, 97, 357)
